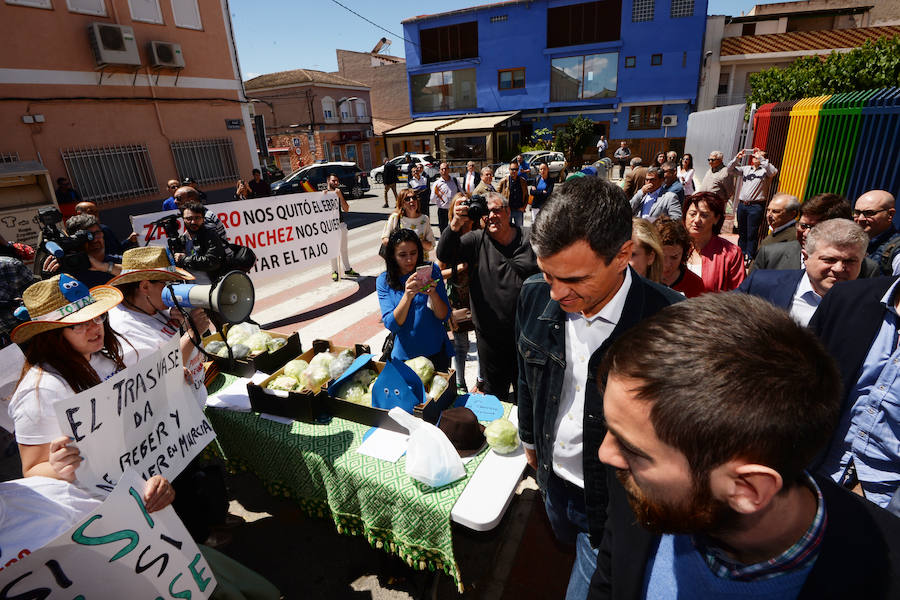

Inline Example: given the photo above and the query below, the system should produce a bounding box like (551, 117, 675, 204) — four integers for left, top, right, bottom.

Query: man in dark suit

(517, 177, 681, 598)
(811, 273, 900, 516)
(759, 192, 800, 248)
(751, 192, 880, 277)
(738, 219, 867, 326)
(590, 293, 900, 599)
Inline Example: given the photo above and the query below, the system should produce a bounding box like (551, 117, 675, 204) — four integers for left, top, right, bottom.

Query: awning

(438, 113, 517, 133)
(384, 118, 457, 137)
(268, 147, 290, 153)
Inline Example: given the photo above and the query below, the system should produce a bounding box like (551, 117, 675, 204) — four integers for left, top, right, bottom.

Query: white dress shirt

(790, 270, 822, 327)
(431, 176, 459, 209)
(552, 269, 632, 487)
(463, 170, 478, 195)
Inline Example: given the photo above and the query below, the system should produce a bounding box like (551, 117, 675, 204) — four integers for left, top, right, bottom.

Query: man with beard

(590, 293, 900, 599)
(174, 202, 228, 285)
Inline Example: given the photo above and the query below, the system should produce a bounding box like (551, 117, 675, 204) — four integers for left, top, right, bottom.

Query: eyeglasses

(707, 158, 716, 162)
(183, 215, 204, 223)
(797, 222, 816, 230)
(852, 208, 888, 219)
(168, 184, 179, 189)
(68, 314, 107, 333)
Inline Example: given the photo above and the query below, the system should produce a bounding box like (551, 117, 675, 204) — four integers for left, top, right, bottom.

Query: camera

(465, 194, 488, 222)
(149, 214, 185, 254)
(37, 207, 92, 276)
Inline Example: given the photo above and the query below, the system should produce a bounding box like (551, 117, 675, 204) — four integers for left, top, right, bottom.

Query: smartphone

(415, 264, 432, 285)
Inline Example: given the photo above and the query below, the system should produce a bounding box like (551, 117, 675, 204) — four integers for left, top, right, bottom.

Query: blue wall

(403, 0, 708, 140)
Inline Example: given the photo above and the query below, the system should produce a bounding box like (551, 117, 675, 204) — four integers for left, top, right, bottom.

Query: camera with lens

(150, 214, 185, 254)
(465, 194, 488, 222)
(37, 207, 92, 276)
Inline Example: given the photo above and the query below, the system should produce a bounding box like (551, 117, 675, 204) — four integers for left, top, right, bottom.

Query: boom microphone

(162, 270, 255, 323)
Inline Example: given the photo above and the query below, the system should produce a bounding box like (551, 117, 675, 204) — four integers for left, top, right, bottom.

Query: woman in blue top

(376, 228, 454, 372)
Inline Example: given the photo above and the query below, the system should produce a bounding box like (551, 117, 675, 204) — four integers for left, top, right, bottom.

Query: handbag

(379, 213, 401, 259)
(451, 307, 474, 333)
(227, 243, 256, 272)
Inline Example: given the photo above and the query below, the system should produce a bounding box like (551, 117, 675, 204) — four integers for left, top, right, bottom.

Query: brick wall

(336, 50, 411, 123)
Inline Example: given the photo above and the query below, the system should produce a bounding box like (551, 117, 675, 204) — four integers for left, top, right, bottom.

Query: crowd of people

(4, 149, 900, 598)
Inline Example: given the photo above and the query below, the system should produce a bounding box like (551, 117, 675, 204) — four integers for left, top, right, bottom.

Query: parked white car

(371, 153, 440, 184)
(494, 151, 567, 184)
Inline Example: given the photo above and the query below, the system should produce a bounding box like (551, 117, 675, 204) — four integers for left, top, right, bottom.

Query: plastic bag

(388, 407, 465, 488)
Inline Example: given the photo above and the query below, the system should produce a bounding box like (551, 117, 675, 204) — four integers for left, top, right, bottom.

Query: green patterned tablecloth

(206, 374, 503, 592)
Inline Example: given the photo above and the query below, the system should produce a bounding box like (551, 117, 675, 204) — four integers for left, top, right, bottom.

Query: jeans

(453, 330, 470, 389)
(736, 202, 764, 259)
(330, 222, 351, 272)
(437, 207, 449, 234)
(543, 473, 596, 600)
(510, 209, 524, 229)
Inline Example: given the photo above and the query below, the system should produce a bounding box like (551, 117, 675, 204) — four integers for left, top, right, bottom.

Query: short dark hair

(655, 216, 691, 264)
(383, 228, 426, 290)
(801, 193, 851, 221)
(328, 172, 339, 180)
(661, 161, 677, 172)
(181, 202, 206, 215)
(66, 213, 98, 234)
(601, 293, 841, 489)
(56, 177, 67, 185)
(252, 168, 261, 175)
(684, 192, 726, 235)
(530, 176, 631, 264)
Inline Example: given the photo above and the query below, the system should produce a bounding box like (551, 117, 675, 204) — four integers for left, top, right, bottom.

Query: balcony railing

(715, 93, 747, 107)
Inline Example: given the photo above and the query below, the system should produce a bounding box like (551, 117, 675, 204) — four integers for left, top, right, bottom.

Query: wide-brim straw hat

(108, 246, 194, 286)
(11, 274, 123, 344)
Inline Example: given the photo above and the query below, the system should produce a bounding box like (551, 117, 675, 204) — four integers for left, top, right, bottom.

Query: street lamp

(337, 96, 359, 121)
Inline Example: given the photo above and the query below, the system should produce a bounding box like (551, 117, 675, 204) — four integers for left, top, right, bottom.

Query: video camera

(37, 207, 92, 275)
(148, 213, 185, 254)
(465, 194, 489, 222)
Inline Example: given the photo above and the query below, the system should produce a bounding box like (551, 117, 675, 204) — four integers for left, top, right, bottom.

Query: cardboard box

(201, 329, 301, 377)
(248, 340, 455, 431)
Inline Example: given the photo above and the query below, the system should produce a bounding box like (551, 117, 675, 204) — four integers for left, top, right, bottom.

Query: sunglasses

(852, 208, 888, 219)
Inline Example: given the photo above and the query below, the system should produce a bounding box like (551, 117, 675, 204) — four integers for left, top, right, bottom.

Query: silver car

(494, 151, 567, 184)
(371, 153, 439, 184)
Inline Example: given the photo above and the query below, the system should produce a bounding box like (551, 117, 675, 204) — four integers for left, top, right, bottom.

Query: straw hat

(108, 246, 193, 286)
(11, 274, 123, 344)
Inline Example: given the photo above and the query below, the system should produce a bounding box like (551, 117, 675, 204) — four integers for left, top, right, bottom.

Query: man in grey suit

(759, 192, 800, 249)
(751, 193, 880, 277)
(629, 167, 681, 221)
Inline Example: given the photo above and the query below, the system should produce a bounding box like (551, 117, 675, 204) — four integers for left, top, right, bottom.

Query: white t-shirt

(0, 476, 102, 563)
(108, 304, 207, 407)
(9, 354, 121, 445)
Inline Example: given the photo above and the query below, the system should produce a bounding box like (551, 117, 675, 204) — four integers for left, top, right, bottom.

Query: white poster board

(53, 337, 215, 494)
(0, 470, 216, 598)
(130, 191, 339, 282)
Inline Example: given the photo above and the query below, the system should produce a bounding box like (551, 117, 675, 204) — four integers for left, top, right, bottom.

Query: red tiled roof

(245, 69, 366, 90)
(721, 25, 900, 56)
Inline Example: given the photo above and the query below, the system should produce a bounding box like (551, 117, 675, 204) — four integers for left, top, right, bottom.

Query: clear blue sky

(230, 0, 780, 79)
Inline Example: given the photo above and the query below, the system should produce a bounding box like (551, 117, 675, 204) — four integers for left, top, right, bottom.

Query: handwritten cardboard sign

(0, 470, 216, 598)
(130, 191, 339, 282)
(53, 337, 215, 494)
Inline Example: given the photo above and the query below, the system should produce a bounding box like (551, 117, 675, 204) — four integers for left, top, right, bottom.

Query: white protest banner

(130, 209, 183, 247)
(0, 470, 216, 598)
(129, 192, 340, 281)
(53, 336, 215, 494)
(0, 343, 25, 433)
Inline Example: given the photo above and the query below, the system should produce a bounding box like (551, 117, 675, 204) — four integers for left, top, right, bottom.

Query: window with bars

(632, 0, 654, 22)
(670, 0, 694, 18)
(61, 144, 157, 204)
(0, 152, 19, 163)
(170, 138, 238, 185)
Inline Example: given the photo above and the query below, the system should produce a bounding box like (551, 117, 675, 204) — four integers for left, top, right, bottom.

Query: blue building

(391, 0, 708, 165)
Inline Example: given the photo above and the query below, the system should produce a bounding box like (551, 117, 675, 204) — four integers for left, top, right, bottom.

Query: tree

(519, 128, 555, 152)
(553, 115, 596, 167)
(747, 36, 900, 107)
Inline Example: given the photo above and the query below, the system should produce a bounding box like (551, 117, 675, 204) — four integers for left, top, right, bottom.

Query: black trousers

(475, 327, 518, 404)
(437, 207, 449, 234)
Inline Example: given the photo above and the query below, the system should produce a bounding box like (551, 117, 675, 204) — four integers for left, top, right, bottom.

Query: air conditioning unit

(149, 41, 185, 69)
(661, 115, 678, 127)
(88, 22, 141, 68)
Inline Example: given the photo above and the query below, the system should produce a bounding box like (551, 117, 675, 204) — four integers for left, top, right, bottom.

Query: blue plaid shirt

(0, 256, 37, 336)
(692, 473, 826, 581)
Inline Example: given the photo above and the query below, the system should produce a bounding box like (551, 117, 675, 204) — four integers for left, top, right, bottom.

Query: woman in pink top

(684, 192, 745, 292)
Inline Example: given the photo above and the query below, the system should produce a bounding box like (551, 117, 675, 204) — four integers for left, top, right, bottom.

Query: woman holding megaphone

(107, 246, 209, 406)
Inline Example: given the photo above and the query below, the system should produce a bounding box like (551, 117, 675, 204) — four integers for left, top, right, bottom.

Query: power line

(329, 0, 418, 49)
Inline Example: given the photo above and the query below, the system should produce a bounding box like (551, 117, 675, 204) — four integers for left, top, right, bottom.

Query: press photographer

(41, 212, 122, 286)
(173, 202, 229, 285)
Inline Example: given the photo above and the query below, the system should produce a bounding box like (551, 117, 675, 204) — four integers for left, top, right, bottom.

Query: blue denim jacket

(516, 268, 682, 544)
